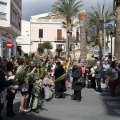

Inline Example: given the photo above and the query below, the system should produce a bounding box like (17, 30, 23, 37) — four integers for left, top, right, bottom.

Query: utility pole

(103, 0, 106, 58)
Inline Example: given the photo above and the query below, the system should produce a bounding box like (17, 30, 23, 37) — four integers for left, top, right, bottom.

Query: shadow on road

(99, 88, 120, 116)
(1, 100, 56, 120)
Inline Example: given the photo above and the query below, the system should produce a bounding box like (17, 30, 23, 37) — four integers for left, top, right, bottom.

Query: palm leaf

(42, 55, 49, 67)
(15, 65, 30, 85)
(40, 63, 47, 78)
(54, 73, 67, 83)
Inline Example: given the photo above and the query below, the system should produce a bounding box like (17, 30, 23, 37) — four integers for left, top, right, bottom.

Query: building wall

(16, 20, 30, 56)
(0, 29, 16, 57)
(0, 0, 22, 57)
(30, 16, 78, 53)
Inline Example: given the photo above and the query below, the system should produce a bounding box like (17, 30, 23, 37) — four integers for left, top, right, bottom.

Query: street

(1, 83, 120, 120)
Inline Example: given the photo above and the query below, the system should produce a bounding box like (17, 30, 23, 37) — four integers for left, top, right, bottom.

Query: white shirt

(103, 64, 110, 71)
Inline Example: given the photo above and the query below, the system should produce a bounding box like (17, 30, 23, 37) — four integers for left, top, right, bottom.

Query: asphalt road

(1, 83, 120, 120)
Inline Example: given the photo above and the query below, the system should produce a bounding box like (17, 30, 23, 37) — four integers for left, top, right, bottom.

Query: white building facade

(16, 20, 30, 56)
(30, 13, 80, 56)
(0, 0, 22, 57)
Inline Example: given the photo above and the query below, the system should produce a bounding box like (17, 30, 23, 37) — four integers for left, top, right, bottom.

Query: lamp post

(110, 31, 113, 60)
(67, 30, 70, 59)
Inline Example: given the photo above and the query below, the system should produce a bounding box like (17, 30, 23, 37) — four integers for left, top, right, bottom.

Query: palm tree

(52, 0, 83, 58)
(87, 4, 115, 60)
(114, 0, 120, 60)
(62, 19, 79, 31)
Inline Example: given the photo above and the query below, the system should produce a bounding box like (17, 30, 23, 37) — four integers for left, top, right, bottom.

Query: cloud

(22, 0, 113, 21)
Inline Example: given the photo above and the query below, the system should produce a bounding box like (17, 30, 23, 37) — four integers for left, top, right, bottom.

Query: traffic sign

(6, 41, 12, 48)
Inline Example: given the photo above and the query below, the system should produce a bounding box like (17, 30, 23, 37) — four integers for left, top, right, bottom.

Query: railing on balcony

(56, 36, 76, 41)
(0, 12, 7, 20)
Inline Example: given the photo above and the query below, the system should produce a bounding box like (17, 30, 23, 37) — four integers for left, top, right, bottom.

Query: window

(12, 9, 17, 24)
(57, 29, 62, 40)
(39, 29, 43, 38)
(11, 5, 21, 30)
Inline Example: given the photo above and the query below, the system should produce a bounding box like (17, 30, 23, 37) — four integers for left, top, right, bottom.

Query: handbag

(76, 76, 84, 84)
(21, 83, 29, 92)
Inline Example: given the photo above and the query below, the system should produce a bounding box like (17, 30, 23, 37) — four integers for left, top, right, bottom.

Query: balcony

(0, 12, 6, 20)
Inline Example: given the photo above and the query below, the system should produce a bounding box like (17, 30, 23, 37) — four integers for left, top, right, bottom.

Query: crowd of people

(0, 55, 120, 120)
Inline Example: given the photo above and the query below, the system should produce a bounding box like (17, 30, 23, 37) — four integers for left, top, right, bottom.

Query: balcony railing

(0, 12, 6, 20)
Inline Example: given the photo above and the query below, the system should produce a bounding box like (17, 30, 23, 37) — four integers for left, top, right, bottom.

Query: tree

(114, 0, 120, 60)
(38, 42, 53, 55)
(91, 34, 99, 46)
(37, 44, 44, 55)
(42, 42, 53, 50)
(62, 19, 79, 31)
(52, 0, 83, 57)
(56, 45, 63, 58)
(87, 4, 115, 60)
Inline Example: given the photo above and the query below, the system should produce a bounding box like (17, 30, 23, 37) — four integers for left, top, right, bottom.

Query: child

(6, 72, 18, 117)
(43, 74, 52, 101)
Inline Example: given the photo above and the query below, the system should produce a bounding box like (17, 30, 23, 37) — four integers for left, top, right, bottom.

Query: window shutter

(39, 29, 43, 38)
(57, 29, 62, 40)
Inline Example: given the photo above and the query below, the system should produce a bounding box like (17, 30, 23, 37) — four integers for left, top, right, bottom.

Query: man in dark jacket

(94, 61, 103, 92)
(0, 64, 14, 120)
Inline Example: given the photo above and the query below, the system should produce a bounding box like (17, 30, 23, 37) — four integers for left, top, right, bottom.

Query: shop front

(0, 30, 16, 58)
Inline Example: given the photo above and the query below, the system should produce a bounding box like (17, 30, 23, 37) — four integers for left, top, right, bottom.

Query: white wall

(16, 20, 30, 56)
(30, 20, 78, 53)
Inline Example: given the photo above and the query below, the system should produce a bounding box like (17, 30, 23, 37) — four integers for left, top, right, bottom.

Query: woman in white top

(102, 60, 110, 84)
(89, 64, 96, 90)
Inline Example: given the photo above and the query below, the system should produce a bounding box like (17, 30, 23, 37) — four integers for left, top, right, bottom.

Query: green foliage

(86, 60, 95, 68)
(87, 4, 115, 31)
(54, 73, 67, 83)
(52, 0, 83, 28)
(33, 55, 42, 68)
(91, 34, 99, 46)
(15, 65, 30, 85)
(43, 42, 53, 49)
(40, 64, 47, 78)
(60, 57, 66, 61)
(42, 55, 49, 67)
(56, 46, 63, 57)
(62, 19, 79, 31)
(38, 47, 44, 54)
(24, 54, 32, 65)
(40, 55, 49, 78)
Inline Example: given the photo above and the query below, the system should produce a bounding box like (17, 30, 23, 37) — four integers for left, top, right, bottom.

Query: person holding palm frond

(28, 67, 42, 113)
(54, 62, 66, 98)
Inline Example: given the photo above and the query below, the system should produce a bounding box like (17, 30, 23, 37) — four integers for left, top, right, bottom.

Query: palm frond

(54, 73, 67, 83)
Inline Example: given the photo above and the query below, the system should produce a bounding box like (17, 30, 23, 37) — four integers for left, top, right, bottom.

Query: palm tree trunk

(78, 11, 87, 62)
(99, 29, 103, 61)
(115, 1, 120, 60)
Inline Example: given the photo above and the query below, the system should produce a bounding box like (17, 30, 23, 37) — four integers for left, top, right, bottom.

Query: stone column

(78, 11, 87, 62)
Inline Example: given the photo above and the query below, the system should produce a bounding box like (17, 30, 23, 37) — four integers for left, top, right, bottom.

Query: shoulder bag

(76, 76, 84, 84)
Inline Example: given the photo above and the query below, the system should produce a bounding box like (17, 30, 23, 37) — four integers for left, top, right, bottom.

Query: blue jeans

(67, 72, 71, 82)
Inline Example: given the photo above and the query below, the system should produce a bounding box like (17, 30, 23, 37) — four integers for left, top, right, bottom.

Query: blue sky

(22, 0, 113, 21)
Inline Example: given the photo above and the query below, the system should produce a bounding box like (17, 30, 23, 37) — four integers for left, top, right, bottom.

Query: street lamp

(67, 30, 70, 59)
(110, 31, 113, 60)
